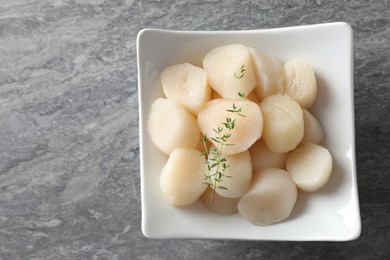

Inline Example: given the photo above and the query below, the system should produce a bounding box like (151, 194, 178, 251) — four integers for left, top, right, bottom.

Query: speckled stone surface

(0, 0, 389, 259)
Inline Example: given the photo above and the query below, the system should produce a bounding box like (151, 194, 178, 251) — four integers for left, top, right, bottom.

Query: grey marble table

(1, 0, 389, 259)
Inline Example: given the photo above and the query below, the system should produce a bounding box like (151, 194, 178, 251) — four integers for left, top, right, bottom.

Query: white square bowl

(137, 22, 361, 241)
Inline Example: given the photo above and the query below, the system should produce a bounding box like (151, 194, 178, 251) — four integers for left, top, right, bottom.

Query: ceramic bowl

(137, 22, 361, 241)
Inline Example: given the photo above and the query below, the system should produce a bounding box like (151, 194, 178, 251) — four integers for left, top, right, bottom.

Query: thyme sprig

(201, 64, 247, 203)
(234, 64, 246, 99)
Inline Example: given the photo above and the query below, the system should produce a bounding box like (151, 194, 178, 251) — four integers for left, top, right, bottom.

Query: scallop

(200, 187, 239, 216)
(259, 94, 304, 153)
(161, 63, 211, 115)
(286, 143, 332, 192)
(300, 109, 324, 146)
(147, 98, 200, 155)
(160, 148, 207, 206)
(211, 150, 252, 198)
(284, 59, 317, 108)
(248, 47, 284, 100)
(238, 168, 297, 225)
(203, 44, 257, 99)
(197, 99, 263, 155)
(249, 139, 288, 171)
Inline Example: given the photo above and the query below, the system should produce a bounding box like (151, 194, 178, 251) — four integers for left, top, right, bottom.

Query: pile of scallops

(147, 44, 332, 226)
